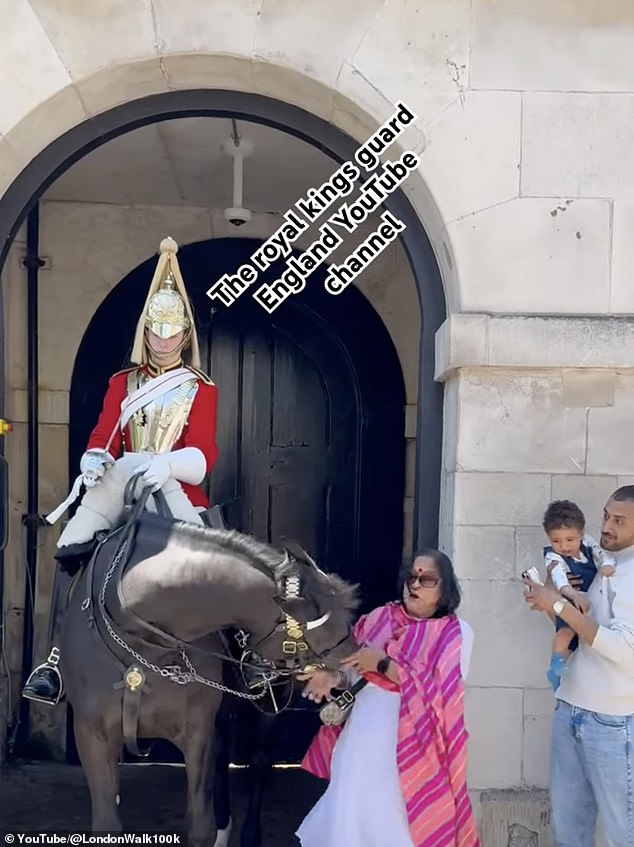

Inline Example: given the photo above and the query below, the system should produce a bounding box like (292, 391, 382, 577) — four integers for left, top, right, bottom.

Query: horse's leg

(240, 710, 277, 847)
(73, 716, 122, 832)
(212, 697, 233, 847)
(180, 710, 218, 847)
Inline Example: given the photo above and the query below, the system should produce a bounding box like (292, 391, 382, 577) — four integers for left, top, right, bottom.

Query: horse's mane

(173, 522, 360, 623)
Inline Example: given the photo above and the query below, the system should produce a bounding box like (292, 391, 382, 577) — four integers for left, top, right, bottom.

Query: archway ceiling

(45, 117, 336, 214)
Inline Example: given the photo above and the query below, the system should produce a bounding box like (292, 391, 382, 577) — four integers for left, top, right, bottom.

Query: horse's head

(246, 539, 361, 676)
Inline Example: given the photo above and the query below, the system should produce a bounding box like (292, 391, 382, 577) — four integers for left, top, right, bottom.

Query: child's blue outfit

(543, 541, 597, 691)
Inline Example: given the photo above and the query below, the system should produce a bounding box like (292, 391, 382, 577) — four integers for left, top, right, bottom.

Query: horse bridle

(234, 571, 349, 672)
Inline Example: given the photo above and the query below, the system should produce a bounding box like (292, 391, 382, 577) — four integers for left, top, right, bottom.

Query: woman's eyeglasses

(407, 572, 440, 590)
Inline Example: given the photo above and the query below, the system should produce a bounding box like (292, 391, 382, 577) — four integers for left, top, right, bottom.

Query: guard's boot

(22, 647, 64, 705)
(21, 541, 95, 706)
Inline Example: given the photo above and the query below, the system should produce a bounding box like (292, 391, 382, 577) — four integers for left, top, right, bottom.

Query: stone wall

(437, 315, 634, 810)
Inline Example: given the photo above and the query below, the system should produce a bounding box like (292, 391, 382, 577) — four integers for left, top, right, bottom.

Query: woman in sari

(295, 549, 480, 847)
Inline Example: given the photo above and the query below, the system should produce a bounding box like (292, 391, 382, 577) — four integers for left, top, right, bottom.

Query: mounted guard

(22, 236, 219, 705)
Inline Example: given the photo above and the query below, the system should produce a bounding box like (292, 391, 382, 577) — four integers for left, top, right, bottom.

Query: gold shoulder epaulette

(187, 365, 215, 386)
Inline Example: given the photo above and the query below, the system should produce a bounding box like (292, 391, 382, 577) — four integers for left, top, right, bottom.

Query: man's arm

(525, 579, 634, 673)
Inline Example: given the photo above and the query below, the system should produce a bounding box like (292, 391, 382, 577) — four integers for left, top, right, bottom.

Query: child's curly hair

(542, 499, 586, 534)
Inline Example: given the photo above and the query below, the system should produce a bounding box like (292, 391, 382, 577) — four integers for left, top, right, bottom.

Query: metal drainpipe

(14, 203, 44, 753)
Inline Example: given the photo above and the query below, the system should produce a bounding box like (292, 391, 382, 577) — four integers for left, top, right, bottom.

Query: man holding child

(524, 486, 634, 847)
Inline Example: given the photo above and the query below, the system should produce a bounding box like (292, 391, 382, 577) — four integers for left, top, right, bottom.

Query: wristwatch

(376, 656, 392, 675)
(553, 598, 567, 616)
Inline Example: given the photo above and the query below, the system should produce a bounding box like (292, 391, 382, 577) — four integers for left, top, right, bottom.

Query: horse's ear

(281, 537, 317, 568)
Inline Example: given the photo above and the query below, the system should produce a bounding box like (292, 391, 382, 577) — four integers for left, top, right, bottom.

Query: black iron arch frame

(0, 88, 446, 553)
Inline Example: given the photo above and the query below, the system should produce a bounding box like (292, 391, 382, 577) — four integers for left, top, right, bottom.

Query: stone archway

(0, 86, 447, 549)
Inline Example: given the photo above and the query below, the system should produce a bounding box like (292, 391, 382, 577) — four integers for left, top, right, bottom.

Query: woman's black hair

(397, 548, 462, 618)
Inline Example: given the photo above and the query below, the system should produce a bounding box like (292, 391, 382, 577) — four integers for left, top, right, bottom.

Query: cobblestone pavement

(0, 760, 325, 846)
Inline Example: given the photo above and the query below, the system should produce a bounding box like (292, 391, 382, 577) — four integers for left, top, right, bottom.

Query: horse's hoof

(212, 817, 232, 847)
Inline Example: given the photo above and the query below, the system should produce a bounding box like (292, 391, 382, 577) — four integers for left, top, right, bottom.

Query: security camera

(224, 206, 252, 227)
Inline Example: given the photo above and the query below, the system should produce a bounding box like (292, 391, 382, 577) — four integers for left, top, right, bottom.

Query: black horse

(59, 483, 359, 845)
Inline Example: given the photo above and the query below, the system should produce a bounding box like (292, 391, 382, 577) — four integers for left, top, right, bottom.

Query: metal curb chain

(95, 541, 269, 701)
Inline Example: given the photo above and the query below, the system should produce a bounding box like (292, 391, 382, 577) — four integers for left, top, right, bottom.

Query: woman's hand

(297, 668, 340, 703)
(339, 647, 386, 674)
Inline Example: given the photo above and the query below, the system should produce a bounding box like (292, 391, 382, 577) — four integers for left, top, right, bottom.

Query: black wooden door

(199, 304, 358, 763)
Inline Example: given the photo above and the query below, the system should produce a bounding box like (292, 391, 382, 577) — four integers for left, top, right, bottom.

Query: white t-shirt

(556, 544, 634, 715)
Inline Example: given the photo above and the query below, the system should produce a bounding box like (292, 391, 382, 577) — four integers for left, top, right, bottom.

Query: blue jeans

(551, 699, 634, 847)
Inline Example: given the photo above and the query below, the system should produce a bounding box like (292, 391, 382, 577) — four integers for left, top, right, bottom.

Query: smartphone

(521, 567, 544, 586)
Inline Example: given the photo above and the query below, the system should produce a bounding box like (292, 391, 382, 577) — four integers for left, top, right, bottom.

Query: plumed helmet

(145, 272, 190, 338)
(130, 237, 200, 368)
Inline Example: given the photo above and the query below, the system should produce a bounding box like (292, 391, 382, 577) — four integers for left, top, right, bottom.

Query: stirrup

(22, 647, 65, 705)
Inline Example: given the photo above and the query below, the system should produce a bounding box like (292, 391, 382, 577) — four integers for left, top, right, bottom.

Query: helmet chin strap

(145, 332, 189, 374)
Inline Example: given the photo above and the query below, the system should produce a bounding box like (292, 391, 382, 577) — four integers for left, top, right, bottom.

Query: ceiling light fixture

(221, 120, 254, 227)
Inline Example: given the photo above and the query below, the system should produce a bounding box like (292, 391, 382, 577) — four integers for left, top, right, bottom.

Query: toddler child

(540, 499, 616, 691)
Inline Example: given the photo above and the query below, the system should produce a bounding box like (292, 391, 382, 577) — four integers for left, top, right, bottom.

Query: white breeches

(57, 453, 204, 547)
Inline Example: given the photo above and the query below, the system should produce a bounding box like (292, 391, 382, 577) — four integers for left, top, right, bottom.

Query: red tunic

(85, 366, 218, 508)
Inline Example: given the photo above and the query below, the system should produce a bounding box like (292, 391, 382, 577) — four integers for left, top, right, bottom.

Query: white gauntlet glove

(140, 447, 206, 493)
(80, 449, 115, 488)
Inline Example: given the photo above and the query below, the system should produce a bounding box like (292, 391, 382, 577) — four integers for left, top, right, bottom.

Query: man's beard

(601, 533, 619, 550)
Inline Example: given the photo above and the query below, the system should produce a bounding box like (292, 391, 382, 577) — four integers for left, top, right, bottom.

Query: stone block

(464, 686, 523, 789)
(456, 372, 587, 474)
(452, 526, 516, 581)
(587, 407, 634, 474)
(523, 689, 554, 788)
(76, 59, 169, 117)
(459, 581, 553, 688)
(30, 0, 156, 79)
(454, 472, 551, 526)
(515, 527, 548, 578)
(439, 471, 456, 549)
(351, 0, 471, 127)
(487, 315, 634, 370)
(254, 0, 385, 89)
(617, 476, 634, 489)
(405, 439, 416, 499)
(421, 91, 521, 225)
(449, 198, 611, 313)
(523, 92, 634, 199)
(615, 373, 634, 408)
(435, 314, 488, 381)
(562, 370, 615, 408)
(39, 425, 69, 514)
(153, 0, 260, 58)
(160, 54, 254, 92)
(0, 136, 24, 199)
(611, 201, 634, 313)
(550, 475, 617, 536)
(472, 0, 634, 92)
(441, 378, 459, 472)
(404, 405, 417, 439)
(0, 0, 71, 136)
(6, 87, 88, 188)
(251, 60, 335, 124)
